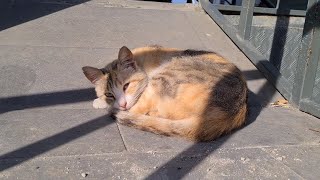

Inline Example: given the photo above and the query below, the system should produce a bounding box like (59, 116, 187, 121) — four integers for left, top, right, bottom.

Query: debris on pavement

(270, 99, 290, 108)
(309, 128, 320, 133)
(81, 173, 88, 177)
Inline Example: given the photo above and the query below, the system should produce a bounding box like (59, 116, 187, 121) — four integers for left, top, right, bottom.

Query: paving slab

(0, 4, 203, 49)
(0, 148, 302, 179)
(0, 109, 124, 159)
(0, 46, 117, 112)
(263, 145, 320, 180)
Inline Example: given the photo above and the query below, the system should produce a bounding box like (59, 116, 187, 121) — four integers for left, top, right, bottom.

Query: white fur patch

(93, 98, 109, 109)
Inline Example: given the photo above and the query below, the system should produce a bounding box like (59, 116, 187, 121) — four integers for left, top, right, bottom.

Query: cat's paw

(115, 111, 134, 126)
(93, 98, 108, 109)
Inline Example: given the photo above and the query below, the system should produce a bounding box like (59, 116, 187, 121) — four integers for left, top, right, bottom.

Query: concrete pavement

(0, 0, 319, 179)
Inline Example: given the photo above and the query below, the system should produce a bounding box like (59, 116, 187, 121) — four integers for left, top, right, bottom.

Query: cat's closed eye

(123, 82, 130, 92)
(105, 93, 115, 99)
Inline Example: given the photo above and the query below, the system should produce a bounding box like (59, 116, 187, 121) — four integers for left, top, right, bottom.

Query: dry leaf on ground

(270, 99, 290, 108)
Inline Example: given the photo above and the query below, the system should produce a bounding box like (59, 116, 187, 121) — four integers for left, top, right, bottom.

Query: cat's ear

(82, 66, 104, 84)
(118, 46, 136, 70)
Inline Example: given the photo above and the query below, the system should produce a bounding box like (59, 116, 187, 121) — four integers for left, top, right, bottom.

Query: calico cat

(82, 46, 248, 141)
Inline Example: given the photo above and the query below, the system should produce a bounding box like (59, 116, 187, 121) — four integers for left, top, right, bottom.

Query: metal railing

(200, 0, 320, 118)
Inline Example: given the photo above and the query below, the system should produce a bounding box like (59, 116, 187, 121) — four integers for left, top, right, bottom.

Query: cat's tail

(114, 106, 247, 142)
(114, 111, 201, 141)
(196, 103, 248, 141)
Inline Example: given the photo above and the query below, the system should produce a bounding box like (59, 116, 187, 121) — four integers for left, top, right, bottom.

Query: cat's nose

(119, 102, 127, 109)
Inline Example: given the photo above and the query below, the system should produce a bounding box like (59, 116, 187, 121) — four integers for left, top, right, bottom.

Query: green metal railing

(213, 1, 306, 16)
(200, 0, 320, 118)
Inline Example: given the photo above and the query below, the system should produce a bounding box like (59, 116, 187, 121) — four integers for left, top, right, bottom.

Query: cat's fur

(82, 46, 248, 141)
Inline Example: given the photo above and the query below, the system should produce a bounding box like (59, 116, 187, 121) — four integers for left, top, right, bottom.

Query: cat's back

(151, 49, 244, 85)
(148, 49, 247, 115)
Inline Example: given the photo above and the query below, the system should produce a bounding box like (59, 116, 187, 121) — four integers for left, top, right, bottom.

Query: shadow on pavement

(0, 114, 114, 172)
(0, 88, 96, 114)
(0, 0, 90, 32)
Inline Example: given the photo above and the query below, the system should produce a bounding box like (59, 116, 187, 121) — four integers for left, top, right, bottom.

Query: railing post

(292, 0, 320, 105)
(238, 0, 255, 40)
(276, 0, 280, 9)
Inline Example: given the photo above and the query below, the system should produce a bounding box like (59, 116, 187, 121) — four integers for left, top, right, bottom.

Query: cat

(82, 45, 248, 141)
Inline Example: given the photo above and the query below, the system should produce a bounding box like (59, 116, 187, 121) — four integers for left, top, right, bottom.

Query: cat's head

(82, 46, 147, 110)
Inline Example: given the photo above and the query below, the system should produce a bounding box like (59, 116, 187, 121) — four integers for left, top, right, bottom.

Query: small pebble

(81, 173, 88, 177)
(276, 157, 283, 161)
(241, 157, 246, 161)
(35, 166, 40, 169)
(177, 167, 182, 170)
